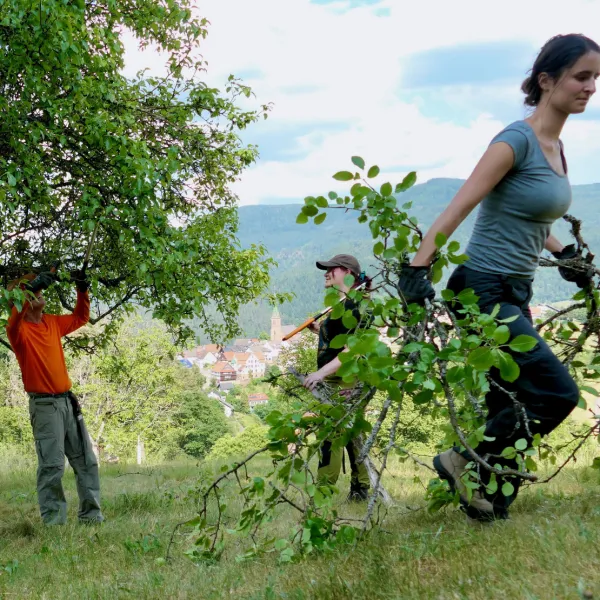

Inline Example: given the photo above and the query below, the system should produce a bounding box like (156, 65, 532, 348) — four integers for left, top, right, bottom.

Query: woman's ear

(538, 71, 552, 93)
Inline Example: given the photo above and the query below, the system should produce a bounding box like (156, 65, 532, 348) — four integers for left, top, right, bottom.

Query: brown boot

(433, 449, 496, 518)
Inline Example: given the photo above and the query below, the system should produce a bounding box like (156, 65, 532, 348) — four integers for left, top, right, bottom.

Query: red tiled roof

(212, 361, 236, 373)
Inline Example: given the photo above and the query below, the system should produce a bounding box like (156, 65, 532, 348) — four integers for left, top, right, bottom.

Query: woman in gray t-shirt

(398, 34, 600, 523)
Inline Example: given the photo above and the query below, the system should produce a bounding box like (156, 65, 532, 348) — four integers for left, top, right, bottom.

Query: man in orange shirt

(6, 269, 103, 525)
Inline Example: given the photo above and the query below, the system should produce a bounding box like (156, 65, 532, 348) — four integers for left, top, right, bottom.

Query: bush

(206, 425, 268, 461)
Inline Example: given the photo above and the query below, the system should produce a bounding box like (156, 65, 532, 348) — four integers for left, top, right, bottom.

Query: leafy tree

(173, 391, 230, 459)
(251, 403, 272, 422)
(0, 0, 273, 347)
(226, 386, 250, 415)
(258, 331, 270, 341)
(71, 319, 183, 458)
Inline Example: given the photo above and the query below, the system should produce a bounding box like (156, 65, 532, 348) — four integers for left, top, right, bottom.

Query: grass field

(1, 442, 600, 600)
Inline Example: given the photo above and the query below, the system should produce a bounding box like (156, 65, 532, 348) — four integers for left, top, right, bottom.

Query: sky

(123, 0, 600, 205)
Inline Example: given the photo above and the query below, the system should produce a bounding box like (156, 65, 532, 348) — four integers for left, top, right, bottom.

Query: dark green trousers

(28, 394, 103, 525)
(317, 439, 370, 488)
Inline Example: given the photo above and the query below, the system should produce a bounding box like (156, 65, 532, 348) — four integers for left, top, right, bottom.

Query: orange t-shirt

(6, 291, 90, 394)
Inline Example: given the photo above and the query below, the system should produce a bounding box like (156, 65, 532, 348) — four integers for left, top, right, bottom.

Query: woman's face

(545, 51, 600, 114)
(324, 266, 352, 290)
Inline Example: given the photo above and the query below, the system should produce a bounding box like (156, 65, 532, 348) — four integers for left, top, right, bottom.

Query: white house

(197, 350, 219, 369)
(246, 352, 266, 378)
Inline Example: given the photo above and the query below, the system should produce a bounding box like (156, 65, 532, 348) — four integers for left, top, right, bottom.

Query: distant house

(221, 351, 236, 364)
(250, 343, 279, 363)
(196, 350, 219, 369)
(235, 338, 259, 349)
(201, 344, 221, 354)
(177, 357, 194, 368)
(219, 381, 236, 394)
(248, 392, 269, 409)
(246, 352, 266, 378)
(211, 361, 237, 383)
(530, 306, 545, 321)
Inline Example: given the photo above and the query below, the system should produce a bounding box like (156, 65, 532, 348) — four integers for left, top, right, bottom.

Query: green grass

(1, 448, 600, 600)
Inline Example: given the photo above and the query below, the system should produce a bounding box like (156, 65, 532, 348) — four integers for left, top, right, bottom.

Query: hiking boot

(346, 483, 369, 502)
(433, 449, 497, 520)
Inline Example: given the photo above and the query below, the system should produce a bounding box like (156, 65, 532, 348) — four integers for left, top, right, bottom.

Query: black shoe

(346, 484, 369, 502)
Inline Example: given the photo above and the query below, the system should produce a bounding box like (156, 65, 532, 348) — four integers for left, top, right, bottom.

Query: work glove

(397, 265, 436, 306)
(552, 245, 593, 289)
(72, 269, 90, 293)
(26, 271, 56, 294)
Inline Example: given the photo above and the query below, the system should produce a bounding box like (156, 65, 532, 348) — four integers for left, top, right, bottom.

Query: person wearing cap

(303, 254, 372, 501)
(6, 269, 104, 525)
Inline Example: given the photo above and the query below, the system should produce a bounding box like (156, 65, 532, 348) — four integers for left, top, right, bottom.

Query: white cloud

(122, 0, 600, 204)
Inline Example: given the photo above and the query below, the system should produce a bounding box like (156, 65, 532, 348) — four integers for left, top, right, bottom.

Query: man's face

(30, 291, 46, 310)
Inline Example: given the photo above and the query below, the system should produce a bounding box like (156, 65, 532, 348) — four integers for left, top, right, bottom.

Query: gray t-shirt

(464, 120, 572, 278)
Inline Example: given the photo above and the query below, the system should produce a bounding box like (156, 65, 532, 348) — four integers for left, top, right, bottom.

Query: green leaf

(498, 315, 519, 324)
(492, 325, 510, 345)
(302, 205, 319, 217)
(495, 350, 520, 383)
(380, 182, 392, 197)
(351, 156, 365, 170)
(333, 171, 354, 181)
(579, 385, 599, 397)
(296, 213, 308, 225)
(367, 165, 380, 178)
(441, 289, 454, 302)
(373, 242, 385, 255)
(314, 213, 327, 225)
(508, 335, 538, 353)
(7, 173, 16, 187)
(501, 482, 515, 497)
(434, 232, 447, 248)
(467, 347, 494, 371)
(514, 438, 528, 451)
(274, 539, 288, 551)
(501, 446, 517, 459)
(395, 171, 417, 193)
(330, 334, 347, 349)
(316, 196, 329, 208)
(342, 312, 358, 329)
(328, 191, 338, 200)
(448, 241, 460, 253)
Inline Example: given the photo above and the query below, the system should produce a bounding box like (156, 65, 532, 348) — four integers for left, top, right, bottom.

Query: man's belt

(28, 391, 70, 399)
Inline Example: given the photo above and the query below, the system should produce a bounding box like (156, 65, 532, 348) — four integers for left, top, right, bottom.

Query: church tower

(270, 307, 282, 342)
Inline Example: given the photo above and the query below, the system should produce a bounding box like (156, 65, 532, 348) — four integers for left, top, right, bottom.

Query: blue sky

(124, 0, 600, 204)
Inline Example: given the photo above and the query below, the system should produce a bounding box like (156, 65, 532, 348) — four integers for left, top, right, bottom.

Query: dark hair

(521, 34, 600, 106)
(352, 270, 373, 292)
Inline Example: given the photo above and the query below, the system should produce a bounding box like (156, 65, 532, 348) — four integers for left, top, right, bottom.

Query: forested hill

(202, 178, 600, 340)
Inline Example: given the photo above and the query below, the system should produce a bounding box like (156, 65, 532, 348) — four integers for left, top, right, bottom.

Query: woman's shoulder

(495, 120, 533, 138)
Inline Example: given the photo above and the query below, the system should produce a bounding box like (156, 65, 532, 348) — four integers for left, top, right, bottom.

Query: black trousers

(446, 265, 579, 509)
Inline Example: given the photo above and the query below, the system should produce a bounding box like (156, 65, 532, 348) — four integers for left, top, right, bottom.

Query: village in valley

(176, 304, 559, 417)
(177, 307, 300, 414)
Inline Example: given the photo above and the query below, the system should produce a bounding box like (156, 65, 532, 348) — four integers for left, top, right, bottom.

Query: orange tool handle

(282, 307, 332, 341)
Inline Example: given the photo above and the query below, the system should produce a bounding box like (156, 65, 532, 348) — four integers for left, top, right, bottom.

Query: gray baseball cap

(316, 254, 361, 276)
